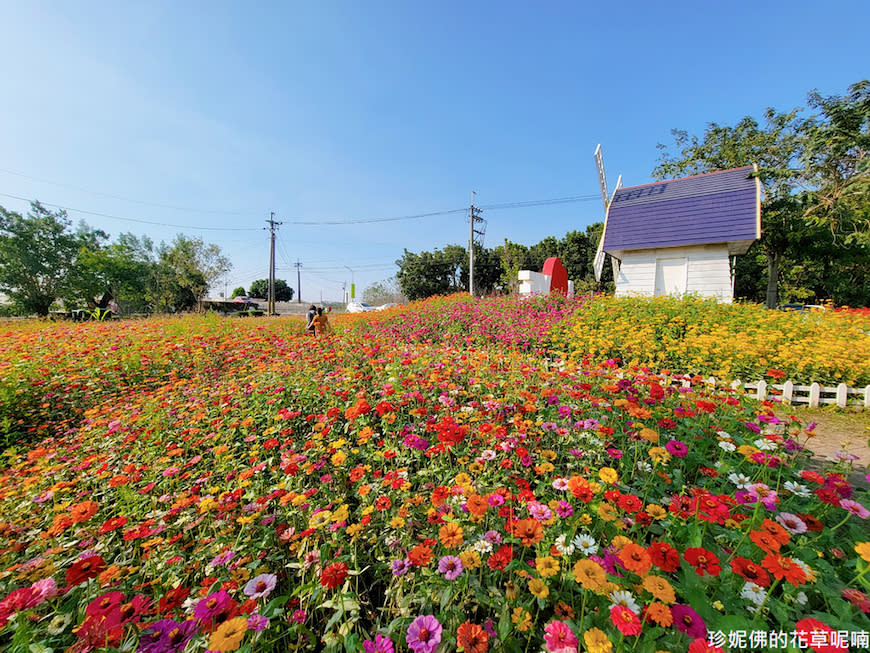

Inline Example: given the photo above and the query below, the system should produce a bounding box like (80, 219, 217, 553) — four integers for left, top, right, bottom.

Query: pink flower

(543, 620, 578, 652)
(840, 499, 869, 518)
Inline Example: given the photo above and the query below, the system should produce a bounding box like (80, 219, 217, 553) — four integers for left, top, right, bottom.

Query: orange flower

(456, 621, 489, 653)
(439, 522, 464, 549)
(619, 543, 652, 575)
(642, 576, 676, 604)
(70, 501, 99, 524)
(762, 553, 807, 585)
(749, 530, 782, 554)
(573, 559, 607, 591)
(511, 518, 544, 547)
(642, 602, 673, 627)
(466, 494, 489, 518)
(408, 544, 433, 567)
(759, 518, 790, 546)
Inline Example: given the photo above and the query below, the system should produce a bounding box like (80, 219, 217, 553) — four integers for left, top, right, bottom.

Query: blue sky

(1, 1, 868, 303)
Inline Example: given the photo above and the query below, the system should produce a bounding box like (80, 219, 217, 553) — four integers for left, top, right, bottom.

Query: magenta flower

(671, 604, 706, 639)
(210, 549, 235, 566)
(138, 618, 198, 653)
(406, 615, 442, 653)
(247, 614, 269, 631)
(664, 439, 688, 458)
(363, 634, 395, 653)
(194, 591, 232, 621)
(437, 555, 464, 581)
(543, 619, 578, 652)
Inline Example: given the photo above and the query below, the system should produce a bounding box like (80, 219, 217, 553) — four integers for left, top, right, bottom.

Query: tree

(363, 277, 404, 304)
(231, 286, 247, 298)
(495, 239, 530, 293)
(802, 80, 870, 246)
(149, 235, 231, 312)
(74, 233, 155, 314)
(0, 201, 101, 315)
(654, 109, 807, 307)
(249, 279, 293, 302)
(396, 246, 466, 300)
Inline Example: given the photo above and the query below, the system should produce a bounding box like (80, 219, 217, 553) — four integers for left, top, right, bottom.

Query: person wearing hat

(305, 305, 317, 335)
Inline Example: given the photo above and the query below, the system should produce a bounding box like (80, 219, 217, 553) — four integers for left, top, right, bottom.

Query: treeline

(395, 223, 612, 301)
(0, 201, 230, 316)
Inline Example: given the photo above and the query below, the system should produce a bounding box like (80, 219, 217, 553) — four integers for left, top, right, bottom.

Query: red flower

(157, 586, 190, 614)
(610, 605, 642, 635)
(689, 639, 724, 653)
(730, 557, 771, 587)
(648, 541, 681, 572)
(683, 547, 721, 577)
(456, 621, 489, 653)
(762, 553, 806, 585)
(794, 618, 848, 652)
(320, 562, 348, 589)
(99, 516, 128, 534)
(408, 545, 433, 567)
(66, 555, 107, 587)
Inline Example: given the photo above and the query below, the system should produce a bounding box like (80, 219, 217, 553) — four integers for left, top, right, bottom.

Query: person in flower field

(305, 304, 317, 334)
(311, 307, 331, 336)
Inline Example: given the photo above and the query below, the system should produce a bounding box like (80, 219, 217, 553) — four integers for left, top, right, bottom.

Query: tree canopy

(249, 279, 294, 302)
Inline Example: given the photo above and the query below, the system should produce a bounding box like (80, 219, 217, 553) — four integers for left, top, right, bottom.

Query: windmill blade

(594, 144, 609, 214)
(593, 174, 622, 281)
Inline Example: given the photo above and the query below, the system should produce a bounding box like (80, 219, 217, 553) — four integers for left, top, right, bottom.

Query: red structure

(542, 257, 569, 295)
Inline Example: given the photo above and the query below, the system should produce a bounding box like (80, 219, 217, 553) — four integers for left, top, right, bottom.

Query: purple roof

(602, 166, 760, 256)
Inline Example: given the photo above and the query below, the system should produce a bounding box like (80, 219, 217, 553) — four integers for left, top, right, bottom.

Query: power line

(0, 192, 261, 231)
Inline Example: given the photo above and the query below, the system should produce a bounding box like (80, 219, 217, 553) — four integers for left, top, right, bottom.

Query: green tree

(363, 277, 404, 304)
(249, 279, 294, 302)
(149, 235, 230, 312)
(802, 80, 870, 246)
(654, 108, 807, 307)
(74, 233, 155, 314)
(0, 201, 100, 315)
(231, 286, 247, 298)
(495, 239, 530, 293)
(396, 246, 466, 300)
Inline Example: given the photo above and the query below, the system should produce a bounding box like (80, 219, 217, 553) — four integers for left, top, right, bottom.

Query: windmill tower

(592, 144, 622, 282)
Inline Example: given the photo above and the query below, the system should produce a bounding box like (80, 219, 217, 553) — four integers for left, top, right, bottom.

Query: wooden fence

(664, 375, 870, 409)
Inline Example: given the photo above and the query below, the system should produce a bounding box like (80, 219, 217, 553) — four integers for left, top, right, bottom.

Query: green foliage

(362, 277, 403, 305)
(0, 202, 101, 316)
(249, 279, 294, 302)
(148, 235, 231, 312)
(654, 79, 869, 307)
(231, 286, 247, 298)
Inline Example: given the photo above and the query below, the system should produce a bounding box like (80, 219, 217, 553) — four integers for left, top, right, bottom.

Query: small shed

(601, 165, 761, 302)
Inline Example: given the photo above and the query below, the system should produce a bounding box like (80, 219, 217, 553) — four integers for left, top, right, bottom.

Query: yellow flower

(598, 467, 618, 484)
(511, 607, 532, 632)
(208, 616, 248, 652)
(584, 627, 613, 653)
(578, 513, 593, 526)
(642, 575, 676, 604)
(611, 535, 632, 550)
(535, 556, 560, 578)
(389, 517, 405, 529)
(330, 451, 346, 466)
(308, 511, 331, 530)
(597, 502, 617, 522)
(648, 447, 670, 464)
(528, 577, 549, 599)
(573, 559, 606, 591)
(855, 542, 870, 563)
(459, 550, 481, 570)
(346, 523, 362, 538)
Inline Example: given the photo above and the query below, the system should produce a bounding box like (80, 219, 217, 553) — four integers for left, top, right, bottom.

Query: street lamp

(344, 266, 354, 300)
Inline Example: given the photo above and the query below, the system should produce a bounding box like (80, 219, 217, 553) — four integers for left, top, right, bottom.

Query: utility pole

(265, 213, 282, 315)
(294, 259, 303, 303)
(468, 191, 484, 296)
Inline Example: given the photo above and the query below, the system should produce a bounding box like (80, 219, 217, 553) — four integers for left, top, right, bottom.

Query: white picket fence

(665, 375, 870, 409)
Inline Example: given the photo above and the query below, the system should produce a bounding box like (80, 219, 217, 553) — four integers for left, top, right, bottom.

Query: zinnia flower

(320, 562, 349, 589)
(456, 621, 489, 653)
(610, 604, 642, 635)
(207, 616, 248, 652)
(363, 634, 395, 653)
(438, 555, 464, 581)
(406, 615, 442, 653)
(543, 620, 578, 652)
(671, 604, 706, 639)
(243, 573, 277, 599)
(583, 627, 612, 653)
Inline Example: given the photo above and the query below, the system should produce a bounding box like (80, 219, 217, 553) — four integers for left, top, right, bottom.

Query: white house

(597, 166, 761, 302)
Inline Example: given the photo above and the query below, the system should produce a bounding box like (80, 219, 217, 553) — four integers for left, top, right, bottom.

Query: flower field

(557, 296, 870, 387)
(0, 295, 868, 653)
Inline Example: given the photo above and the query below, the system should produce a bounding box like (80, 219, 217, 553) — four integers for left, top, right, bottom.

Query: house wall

(614, 244, 733, 302)
(518, 270, 551, 295)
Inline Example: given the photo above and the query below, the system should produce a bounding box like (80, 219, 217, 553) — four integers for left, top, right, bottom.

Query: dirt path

(775, 406, 870, 489)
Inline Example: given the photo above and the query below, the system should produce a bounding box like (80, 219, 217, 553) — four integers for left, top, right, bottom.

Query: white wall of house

(518, 270, 552, 295)
(613, 244, 733, 302)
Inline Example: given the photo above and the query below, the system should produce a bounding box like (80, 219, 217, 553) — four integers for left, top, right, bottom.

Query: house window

(654, 257, 687, 296)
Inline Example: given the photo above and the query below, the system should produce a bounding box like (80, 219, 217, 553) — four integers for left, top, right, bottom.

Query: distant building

(600, 166, 761, 302)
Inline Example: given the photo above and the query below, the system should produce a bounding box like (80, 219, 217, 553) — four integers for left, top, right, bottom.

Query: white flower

(754, 438, 777, 451)
(608, 590, 640, 614)
(795, 591, 808, 605)
(552, 477, 570, 491)
(741, 582, 767, 606)
(635, 461, 652, 473)
(46, 613, 72, 635)
(783, 481, 811, 497)
(718, 441, 737, 452)
(728, 472, 753, 489)
(554, 533, 575, 557)
(480, 450, 496, 461)
(473, 539, 493, 555)
(572, 533, 598, 556)
(716, 430, 732, 439)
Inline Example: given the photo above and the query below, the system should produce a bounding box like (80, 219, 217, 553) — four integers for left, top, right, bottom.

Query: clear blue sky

(1, 1, 867, 303)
